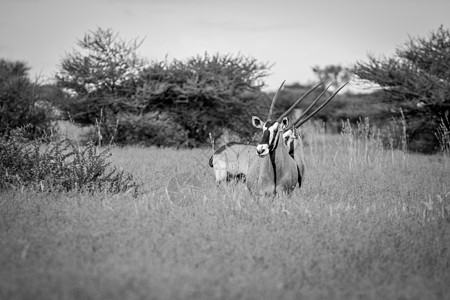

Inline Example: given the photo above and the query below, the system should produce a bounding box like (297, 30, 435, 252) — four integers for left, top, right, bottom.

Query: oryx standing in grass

(209, 81, 326, 183)
(247, 81, 348, 195)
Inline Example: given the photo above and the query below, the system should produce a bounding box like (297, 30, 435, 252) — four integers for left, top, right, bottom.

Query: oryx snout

(256, 144, 269, 156)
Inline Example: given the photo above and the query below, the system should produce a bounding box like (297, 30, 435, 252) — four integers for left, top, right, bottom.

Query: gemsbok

(247, 81, 348, 195)
(284, 127, 305, 183)
(209, 81, 326, 183)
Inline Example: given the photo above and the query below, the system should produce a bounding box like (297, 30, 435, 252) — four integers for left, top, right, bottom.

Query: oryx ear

(252, 116, 264, 129)
(281, 117, 289, 129)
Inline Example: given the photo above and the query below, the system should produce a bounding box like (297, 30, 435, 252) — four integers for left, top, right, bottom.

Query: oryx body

(273, 126, 300, 193)
(246, 151, 276, 195)
(247, 118, 299, 195)
(285, 128, 305, 182)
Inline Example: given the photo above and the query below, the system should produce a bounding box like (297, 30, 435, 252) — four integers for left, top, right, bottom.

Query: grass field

(1, 131, 450, 300)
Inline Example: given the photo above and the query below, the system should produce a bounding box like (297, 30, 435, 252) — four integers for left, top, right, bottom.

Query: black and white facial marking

(252, 116, 279, 157)
(252, 116, 291, 157)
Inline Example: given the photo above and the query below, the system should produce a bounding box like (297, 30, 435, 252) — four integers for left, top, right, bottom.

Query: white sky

(1, 0, 449, 91)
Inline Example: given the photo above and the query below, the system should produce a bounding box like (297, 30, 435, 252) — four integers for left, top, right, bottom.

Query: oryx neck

(269, 128, 282, 153)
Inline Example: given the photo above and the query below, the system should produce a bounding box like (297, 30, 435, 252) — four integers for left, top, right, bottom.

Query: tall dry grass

(436, 114, 450, 167)
(1, 119, 449, 300)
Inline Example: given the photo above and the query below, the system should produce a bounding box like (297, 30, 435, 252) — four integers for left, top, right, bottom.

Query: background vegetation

(0, 59, 56, 138)
(1, 26, 449, 153)
(54, 28, 270, 147)
(353, 25, 450, 153)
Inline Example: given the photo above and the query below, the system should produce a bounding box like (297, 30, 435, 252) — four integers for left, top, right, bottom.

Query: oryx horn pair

(267, 80, 349, 130)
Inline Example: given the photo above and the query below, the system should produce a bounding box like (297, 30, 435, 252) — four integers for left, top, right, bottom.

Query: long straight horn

(291, 82, 348, 129)
(268, 80, 286, 120)
(276, 80, 325, 123)
(293, 83, 333, 122)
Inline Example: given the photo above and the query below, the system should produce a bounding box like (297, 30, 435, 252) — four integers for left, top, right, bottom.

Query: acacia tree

(353, 26, 450, 153)
(130, 53, 270, 146)
(56, 28, 271, 146)
(55, 27, 148, 132)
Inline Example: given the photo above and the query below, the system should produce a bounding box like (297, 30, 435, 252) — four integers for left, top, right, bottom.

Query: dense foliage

(0, 59, 54, 138)
(353, 25, 450, 153)
(56, 28, 270, 147)
(0, 126, 139, 195)
(55, 28, 148, 142)
(132, 53, 269, 146)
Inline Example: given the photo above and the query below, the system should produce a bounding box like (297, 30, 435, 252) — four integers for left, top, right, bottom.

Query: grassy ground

(1, 132, 450, 300)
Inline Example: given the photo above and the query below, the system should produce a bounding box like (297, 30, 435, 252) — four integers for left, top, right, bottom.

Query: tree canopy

(55, 28, 271, 147)
(353, 25, 450, 153)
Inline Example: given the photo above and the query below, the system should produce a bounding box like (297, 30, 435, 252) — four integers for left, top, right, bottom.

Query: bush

(0, 126, 140, 195)
(0, 59, 54, 138)
(135, 53, 270, 146)
(112, 111, 190, 147)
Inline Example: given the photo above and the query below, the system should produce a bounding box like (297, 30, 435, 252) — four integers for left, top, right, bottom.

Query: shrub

(0, 126, 140, 195)
(112, 111, 190, 147)
(0, 59, 54, 138)
(135, 53, 270, 146)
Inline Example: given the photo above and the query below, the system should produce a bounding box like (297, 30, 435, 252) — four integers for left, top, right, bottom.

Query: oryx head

(251, 80, 321, 157)
(251, 81, 286, 157)
(252, 117, 289, 156)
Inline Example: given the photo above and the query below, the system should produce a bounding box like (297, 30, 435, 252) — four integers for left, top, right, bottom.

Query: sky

(1, 0, 449, 92)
